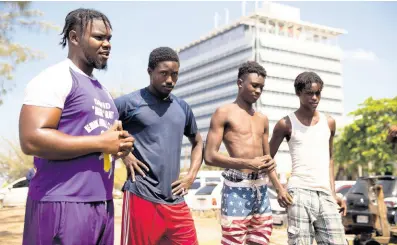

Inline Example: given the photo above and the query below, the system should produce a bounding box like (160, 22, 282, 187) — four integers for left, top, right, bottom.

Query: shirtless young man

(269, 71, 347, 245)
(204, 61, 293, 245)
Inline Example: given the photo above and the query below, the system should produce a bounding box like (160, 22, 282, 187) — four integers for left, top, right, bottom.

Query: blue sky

(1, 1, 396, 145)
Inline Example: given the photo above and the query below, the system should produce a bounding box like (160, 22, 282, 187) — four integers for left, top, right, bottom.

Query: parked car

(0, 177, 29, 208)
(194, 171, 223, 187)
(184, 180, 203, 208)
(184, 171, 223, 209)
(343, 175, 397, 234)
(267, 188, 288, 226)
(335, 180, 356, 199)
(192, 181, 223, 211)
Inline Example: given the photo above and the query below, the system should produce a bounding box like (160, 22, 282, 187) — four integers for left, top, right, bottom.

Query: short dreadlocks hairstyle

(294, 71, 324, 95)
(60, 8, 112, 48)
(148, 47, 179, 70)
(237, 61, 267, 80)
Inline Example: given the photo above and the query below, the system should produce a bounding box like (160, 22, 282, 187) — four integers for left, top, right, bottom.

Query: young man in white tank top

(269, 72, 347, 244)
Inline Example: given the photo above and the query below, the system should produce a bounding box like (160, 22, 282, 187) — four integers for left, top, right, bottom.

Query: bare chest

(224, 114, 265, 140)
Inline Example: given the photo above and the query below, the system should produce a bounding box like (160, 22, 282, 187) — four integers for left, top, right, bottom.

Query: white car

(184, 172, 223, 209)
(192, 181, 223, 211)
(0, 177, 29, 208)
(184, 180, 202, 208)
(267, 188, 288, 226)
(335, 180, 355, 199)
(195, 171, 223, 186)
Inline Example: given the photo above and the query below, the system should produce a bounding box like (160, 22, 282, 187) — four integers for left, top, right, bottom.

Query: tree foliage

(0, 138, 33, 182)
(0, 1, 59, 105)
(334, 97, 397, 176)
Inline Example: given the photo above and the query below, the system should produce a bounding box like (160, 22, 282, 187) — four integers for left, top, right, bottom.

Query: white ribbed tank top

(287, 112, 331, 193)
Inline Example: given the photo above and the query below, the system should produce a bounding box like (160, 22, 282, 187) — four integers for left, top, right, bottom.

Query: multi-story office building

(174, 2, 346, 174)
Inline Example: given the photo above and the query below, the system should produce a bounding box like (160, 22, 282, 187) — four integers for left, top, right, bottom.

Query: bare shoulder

(278, 116, 291, 129)
(255, 111, 269, 122)
(274, 116, 292, 135)
(213, 104, 234, 116)
(325, 114, 336, 134)
(256, 111, 268, 120)
(326, 114, 336, 125)
(325, 114, 336, 127)
(211, 104, 234, 122)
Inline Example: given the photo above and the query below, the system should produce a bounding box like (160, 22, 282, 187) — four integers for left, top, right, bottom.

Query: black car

(343, 175, 397, 234)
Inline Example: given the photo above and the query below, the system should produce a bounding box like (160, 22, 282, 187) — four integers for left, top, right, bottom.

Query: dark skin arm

(259, 115, 276, 174)
(386, 125, 397, 152)
(269, 117, 291, 159)
(327, 116, 347, 216)
(172, 133, 204, 196)
(268, 117, 293, 207)
(19, 105, 134, 160)
(387, 125, 397, 153)
(387, 125, 397, 143)
(204, 107, 274, 171)
(122, 152, 149, 182)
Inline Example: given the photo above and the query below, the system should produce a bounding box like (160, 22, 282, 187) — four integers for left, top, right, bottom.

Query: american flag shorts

(220, 174, 273, 245)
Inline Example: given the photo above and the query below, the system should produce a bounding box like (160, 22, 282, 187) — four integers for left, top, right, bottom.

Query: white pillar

(241, 0, 246, 17)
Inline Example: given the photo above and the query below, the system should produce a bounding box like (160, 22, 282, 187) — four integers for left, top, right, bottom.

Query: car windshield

(349, 179, 367, 195)
(378, 179, 396, 197)
(205, 177, 221, 182)
(189, 182, 200, 190)
(337, 186, 351, 196)
(196, 185, 217, 195)
(349, 178, 396, 197)
(12, 179, 28, 188)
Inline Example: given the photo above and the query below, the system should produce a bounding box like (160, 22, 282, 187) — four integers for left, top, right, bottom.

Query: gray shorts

(287, 188, 347, 245)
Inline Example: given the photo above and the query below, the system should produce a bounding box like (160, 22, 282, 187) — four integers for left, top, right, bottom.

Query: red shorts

(121, 191, 198, 245)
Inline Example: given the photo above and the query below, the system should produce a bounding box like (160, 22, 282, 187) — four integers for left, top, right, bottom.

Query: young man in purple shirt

(19, 8, 134, 245)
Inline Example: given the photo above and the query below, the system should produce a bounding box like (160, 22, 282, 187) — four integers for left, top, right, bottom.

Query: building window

(179, 25, 246, 61)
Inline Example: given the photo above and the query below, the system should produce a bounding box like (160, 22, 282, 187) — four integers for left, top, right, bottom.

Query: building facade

(174, 3, 346, 174)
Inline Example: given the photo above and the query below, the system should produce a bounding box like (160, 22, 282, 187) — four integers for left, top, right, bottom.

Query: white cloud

(343, 49, 379, 62)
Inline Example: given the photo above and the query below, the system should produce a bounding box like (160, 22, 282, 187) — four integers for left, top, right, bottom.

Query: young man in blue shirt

(115, 47, 203, 245)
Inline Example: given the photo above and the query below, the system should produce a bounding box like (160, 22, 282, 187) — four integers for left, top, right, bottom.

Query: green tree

(0, 1, 59, 105)
(334, 96, 397, 177)
(0, 138, 33, 182)
(108, 84, 136, 99)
